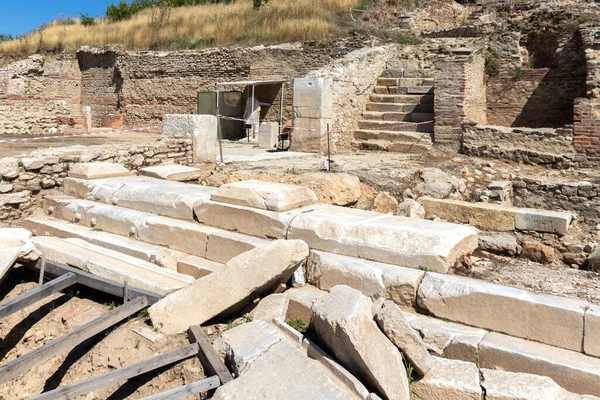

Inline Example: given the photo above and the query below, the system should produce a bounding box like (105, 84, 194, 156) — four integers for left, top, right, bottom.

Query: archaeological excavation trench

(1, 0, 600, 399)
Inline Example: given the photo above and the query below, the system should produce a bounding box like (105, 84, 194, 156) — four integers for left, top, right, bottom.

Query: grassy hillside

(0, 0, 369, 57)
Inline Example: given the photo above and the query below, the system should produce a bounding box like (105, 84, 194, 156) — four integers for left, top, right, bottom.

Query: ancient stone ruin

(1, 0, 600, 399)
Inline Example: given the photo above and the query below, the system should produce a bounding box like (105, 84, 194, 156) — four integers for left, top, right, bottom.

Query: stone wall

(463, 124, 576, 167)
(434, 47, 487, 151)
(512, 177, 600, 225)
(0, 54, 82, 135)
(0, 138, 192, 223)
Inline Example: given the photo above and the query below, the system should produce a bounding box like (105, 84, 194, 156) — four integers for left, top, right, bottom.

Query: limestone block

(285, 285, 327, 324)
(32, 237, 193, 295)
(161, 114, 217, 163)
(211, 180, 318, 212)
(397, 199, 426, 219)
(514, 208, 573, 235)
(251, 293, 289, 323)
(205, 230, 270, 264)
(406, 313, 487, 364)
(373, 299, 431, 376)
(584, 305, 600, 357)
(479, 332, 600, 397)
(417, 273, 587, 352)
(293, 77, 333, 108)
(373, 192, 398, 214)
(149, 240, 309, 334)
(482, 369, 572, 400)
(218, 320, 284, 375)
(288, 204, 479, 273)
(0, 228, 37, 283)
(293, 106, 333, 119)
(214, 323, 352, 400)
(20, 158, 45, 171)
(305, 172, 361, 206)
(84, 203, 149, 237)
(68, 162, 130, 180)
(258, 122, 279, 149)
(194, 200, 310, 239)
(311, 285, 410, 400)
(410, 357, 482, 400)
(138, 215, 220, 257)
(176, 255, 223, 279)
(306, 251, 424, 308)
(139, 164, 202, 182)
(420, 196, 515, 231)
(289, 118, 330, 154)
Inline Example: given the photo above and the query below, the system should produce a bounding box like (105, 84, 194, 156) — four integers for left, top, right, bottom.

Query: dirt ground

(0, 265, 205, 400)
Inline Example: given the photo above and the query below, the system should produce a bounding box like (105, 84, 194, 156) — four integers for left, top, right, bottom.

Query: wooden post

(0, 296, 148, 385)
(0, 273, 76, 320)
(188, 325, 233, 384)
(139, 376, 220, 400)
(29, 343, 201, 400)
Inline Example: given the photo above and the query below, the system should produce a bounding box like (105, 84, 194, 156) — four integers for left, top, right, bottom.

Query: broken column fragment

(311, 285, 410, 400)
(149, 240, 309, 334)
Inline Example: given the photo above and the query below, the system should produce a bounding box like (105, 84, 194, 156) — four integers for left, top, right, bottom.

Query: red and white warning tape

(217, 114, 434, 134)
(0, 125, 160, 144)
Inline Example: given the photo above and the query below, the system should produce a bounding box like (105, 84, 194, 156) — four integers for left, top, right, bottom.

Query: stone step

(357, 120, 434, 132)
(31, 236, 194, 295)
(287, 204, 478, 273)
(360, 111, 433, 123)
(354, 129, 432, 143)
(369, 94, 434, 104)
(63, 175, 217, 221)
(352, 139, 432, 153)
(417, 272, 590, 352)
(365, 102, 434, 113)
(44, 196, 268, 262)
(420, 197, 574, 234)
(380, 69, 434, 79)
(404, 313, 600, 397)
(376, 78, 434, 87)
(138, 164, 203, 182)
(23, 216, 224, 277)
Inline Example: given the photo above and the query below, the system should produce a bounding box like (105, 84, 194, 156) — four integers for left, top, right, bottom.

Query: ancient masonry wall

(434, 47, 486, 151)
(0, 138, 192, 222)
(0, 55, 82, 135)
(573, 26, 600, 163)
(462, 124, 577, 168)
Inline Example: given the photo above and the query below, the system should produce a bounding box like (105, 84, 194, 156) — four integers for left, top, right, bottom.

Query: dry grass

(0, 0, 364, 56)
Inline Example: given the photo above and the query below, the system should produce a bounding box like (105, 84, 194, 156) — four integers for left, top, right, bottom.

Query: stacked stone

(290, 78, 333, 154)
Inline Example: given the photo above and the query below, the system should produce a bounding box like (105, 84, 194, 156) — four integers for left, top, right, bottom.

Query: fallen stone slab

(250, 294, 289, 323)
(149, 240, 309, 334)
(420, 197, 573, 235)
(404, 312, 487, 364)
(68, 162, 130, 180)
(139, 164, 202, 181)
(373, 299, 431, 376)
(195, 200, 312, 239)
(479, 332, 600, 397)
(0, 228, 38, 283)
(482, 369, 599, 400)
(285, 285, 327, 324)
(32, 236, 193, 295)
(211, 180, 318, 212)
(205, 230, 270, 264)
(307, 251, 424, 308)
(410, 357, 482, 400)
(213, 321, 353, 400)
(584, 305, 600, 358)
(288, 204, 478, 273)
(417, 272, 587, 352)
(24, 217, 181, 270)
(311, 285, 410, 400)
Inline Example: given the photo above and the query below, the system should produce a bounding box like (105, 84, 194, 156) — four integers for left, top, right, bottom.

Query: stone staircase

(353, 74, 434, 153)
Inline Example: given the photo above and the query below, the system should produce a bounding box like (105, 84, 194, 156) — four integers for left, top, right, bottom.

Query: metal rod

(327, 123, 331, 172)
(38, 255, 46, 286)
(123, 280, 129, 303)
(250, 84, 255, 143)
(216, 89, 224, 164)
(279, 82, 284, 140)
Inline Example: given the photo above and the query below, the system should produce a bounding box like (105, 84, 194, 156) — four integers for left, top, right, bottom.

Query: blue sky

(1, 0, 112, 36)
